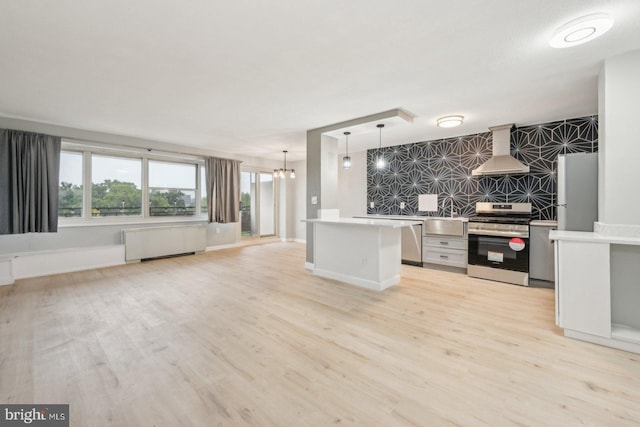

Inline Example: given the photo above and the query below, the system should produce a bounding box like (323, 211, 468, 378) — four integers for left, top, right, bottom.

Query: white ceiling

(1, 1, 640, 161)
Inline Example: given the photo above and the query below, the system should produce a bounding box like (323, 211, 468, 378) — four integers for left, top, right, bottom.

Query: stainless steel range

(467, 202, 532, 286)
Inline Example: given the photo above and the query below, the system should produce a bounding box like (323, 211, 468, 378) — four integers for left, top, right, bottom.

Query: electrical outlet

(215, 227, 220, 234)
(400, 202, 406, 209)
(311, 196, 318, 205)
(370, 202, 375, 208)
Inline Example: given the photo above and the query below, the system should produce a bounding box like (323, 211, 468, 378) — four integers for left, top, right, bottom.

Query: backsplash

(366, 116, 598, 220)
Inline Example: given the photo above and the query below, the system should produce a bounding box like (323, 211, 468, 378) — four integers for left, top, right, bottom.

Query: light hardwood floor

(1, 242, 639, 426)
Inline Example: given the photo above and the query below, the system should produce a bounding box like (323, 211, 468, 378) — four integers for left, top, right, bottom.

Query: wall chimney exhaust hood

(472, 124, 529, 176)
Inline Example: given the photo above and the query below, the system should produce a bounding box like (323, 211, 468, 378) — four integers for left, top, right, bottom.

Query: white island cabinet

(551, 229, 640, 354)
(302, 218, 422, 291)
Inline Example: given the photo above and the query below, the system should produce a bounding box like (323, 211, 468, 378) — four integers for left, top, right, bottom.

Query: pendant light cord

(344, 131, 350, 156)
(377, 123, 384, 150)
(376, 124, 385, 169)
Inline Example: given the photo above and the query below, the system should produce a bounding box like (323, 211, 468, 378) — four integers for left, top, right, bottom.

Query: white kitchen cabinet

(423, 224, 468, 269)
(423, 245, 467, 268)
(551, 230, 640, 354)
(423, 236, 467, 250)
(303, 218, 422, 291)
(555, 239, 611, 338)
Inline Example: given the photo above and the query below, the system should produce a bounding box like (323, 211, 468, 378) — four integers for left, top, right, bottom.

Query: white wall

(277, 172, 297, 241)
(337, 150, 367, 218)
(598, 49, 640, 227)
(260, 179, 275, 235)
(320, 135, 339, 209)
(293, 159, 307, 242)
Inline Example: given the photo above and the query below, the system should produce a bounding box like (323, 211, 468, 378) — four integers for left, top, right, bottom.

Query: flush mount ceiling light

(549, 13, 613, 48)
(273, 150, 295, 179)
(375, 124, 385, 169)
(342, 131, 351, 169)
(437, 115, 464, 128)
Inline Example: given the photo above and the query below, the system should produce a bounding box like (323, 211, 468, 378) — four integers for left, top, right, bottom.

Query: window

(148, 160, 196, 216)
(91, 155, 142, 217)
(240, 170, 275, 238)
(58, 151, 83, 217)
(58, 144, 206, 223)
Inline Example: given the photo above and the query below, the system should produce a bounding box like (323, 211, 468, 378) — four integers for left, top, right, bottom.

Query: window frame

(90, 152, 144, 218)
(57, 150, 85, 219)
(240, 166, 280, 239)
(58, 140, 207, 226)
(148, 159, 199, 218)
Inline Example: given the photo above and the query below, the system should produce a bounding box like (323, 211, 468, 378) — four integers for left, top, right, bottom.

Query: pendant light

(376, 124, 385, 169)
(273, 150, 295, 179)
(342, 131, 351, 169)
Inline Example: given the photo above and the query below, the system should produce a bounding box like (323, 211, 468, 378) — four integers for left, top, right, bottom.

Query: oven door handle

(468, 229, 529, 238)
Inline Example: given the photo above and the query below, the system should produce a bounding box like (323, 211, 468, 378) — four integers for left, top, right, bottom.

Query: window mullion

(195, 165, 202, 215)
(83, 151, 92, 220)
(142, 157, 149, 218)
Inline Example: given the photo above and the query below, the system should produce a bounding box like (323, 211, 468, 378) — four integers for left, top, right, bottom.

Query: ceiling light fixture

(342, 131, 351, 169)
(273, 150, 295, 179)
(549, 13, 613, 48)
(437, 115, 464, 128)
(376, 124, 385, 169)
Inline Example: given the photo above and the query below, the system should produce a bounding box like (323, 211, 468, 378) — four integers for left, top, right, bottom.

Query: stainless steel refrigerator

(557, 152, 598, 231)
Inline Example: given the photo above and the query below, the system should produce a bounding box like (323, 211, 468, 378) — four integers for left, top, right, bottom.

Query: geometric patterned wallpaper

(366, 115, 598, 220)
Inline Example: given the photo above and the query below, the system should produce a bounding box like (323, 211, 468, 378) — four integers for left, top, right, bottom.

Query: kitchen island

(302, 217, 422, 291)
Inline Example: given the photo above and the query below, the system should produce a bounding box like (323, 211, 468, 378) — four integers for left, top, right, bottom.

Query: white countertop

(354, 215, 469, 222)
(549, 229, 640, 245)
(302, 217, 423, 228)
(530, 220, 558, 227)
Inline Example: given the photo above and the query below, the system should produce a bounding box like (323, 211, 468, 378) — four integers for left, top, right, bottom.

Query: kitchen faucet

(442, 196, 456, 218)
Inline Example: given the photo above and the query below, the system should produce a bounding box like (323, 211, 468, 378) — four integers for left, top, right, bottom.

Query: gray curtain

(0, 129, 61, 234)
(205, 156, 241, 223)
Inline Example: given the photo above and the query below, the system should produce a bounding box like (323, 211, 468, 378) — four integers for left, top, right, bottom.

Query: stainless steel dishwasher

(401, 222, 423, 266)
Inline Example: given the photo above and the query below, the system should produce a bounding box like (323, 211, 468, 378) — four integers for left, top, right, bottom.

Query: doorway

(240, 170, 276, 238)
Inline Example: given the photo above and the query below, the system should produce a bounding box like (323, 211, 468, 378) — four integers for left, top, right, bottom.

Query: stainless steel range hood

(472, 124, 529, 176)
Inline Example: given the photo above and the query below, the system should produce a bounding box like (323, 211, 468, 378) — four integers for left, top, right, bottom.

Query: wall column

(598, 49, 640, 232)
(305, 109, 413, 264)
(305, 131, 338, 263)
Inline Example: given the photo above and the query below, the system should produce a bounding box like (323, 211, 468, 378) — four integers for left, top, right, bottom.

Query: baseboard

(422, 263, 467, 274)
(304, 262, 315, 271)
(280, 238, 306, 244)
(564, 329, 640, 355)
(205, 243, 241, 252)
(312, 267, 398, 291)
(206, 237, 284, 252)
(237, 237, 281, 247)
(11, 245, 126, 280)
(0, 258, 13, 285)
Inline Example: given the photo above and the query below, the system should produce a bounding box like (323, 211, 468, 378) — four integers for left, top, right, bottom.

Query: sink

(423, 218, 465, 236)
(426, 216, 467, 221)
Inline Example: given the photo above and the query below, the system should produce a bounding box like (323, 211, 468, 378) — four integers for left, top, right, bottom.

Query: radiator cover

(123, 225, 207, 262)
